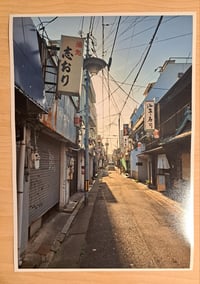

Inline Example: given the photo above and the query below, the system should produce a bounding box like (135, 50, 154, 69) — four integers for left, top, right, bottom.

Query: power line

(109, 73, 140, 105)
(79, 17, 85, 37)
(103, 17, 118, 45)
(101, 16, 148, 57)
(37, 17, 58, 40)
(110, 44, 149, 97)
(119, 16, 163, 115)
(115, 32, 192, 52)
(107, 16, 121, 71)
(89, 16, 95, 34)
(112, 16, 178, 49)
(37, 17, 58, 28)
(96, 72, 141, 106)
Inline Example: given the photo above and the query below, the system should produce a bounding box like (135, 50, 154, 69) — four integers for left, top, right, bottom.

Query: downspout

(59, 142, 66, 210)
(17, 124, 26, 265)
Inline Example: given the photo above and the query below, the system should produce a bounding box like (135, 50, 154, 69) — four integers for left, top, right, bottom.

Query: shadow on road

(79, 181, 124, 268)
(98, 182, 118, 203)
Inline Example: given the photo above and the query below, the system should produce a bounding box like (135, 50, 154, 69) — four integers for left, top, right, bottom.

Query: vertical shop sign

(57, 35, 84, 96)
(144, 101, 155, 131)
(123, 136, 129, 148)
(123, 124, 129, 136)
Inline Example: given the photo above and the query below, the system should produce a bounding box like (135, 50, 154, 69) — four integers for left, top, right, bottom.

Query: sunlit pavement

(49, 169, 190, 269)
(20, 169, 191, 269)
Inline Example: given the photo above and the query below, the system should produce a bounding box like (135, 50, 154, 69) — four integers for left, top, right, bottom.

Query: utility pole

(83, 33, 107, 205)
(84, 33, 90, 205)
(118, 113, 121, 149)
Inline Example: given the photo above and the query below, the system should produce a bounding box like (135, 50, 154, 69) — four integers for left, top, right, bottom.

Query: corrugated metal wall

(29, 132, 60, 224)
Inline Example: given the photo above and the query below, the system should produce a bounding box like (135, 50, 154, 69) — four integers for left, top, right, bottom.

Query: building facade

(14, 17, 98, 261)
(129, 59, 192, 203)
(77, 73, 98, 191)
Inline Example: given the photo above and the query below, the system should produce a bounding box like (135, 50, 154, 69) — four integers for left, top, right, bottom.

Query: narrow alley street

(49, 169, 191, 269)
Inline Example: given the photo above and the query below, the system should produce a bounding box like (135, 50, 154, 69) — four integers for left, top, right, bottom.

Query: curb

(40, 180, 99, 268)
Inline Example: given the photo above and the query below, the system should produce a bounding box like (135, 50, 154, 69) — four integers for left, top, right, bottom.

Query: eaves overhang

(15, 85, 48, 115)
(137, 146, 164, 157)
(159, 131, 191, 146)
(40, 122, 80, 149)
(138, 131, 191, 158)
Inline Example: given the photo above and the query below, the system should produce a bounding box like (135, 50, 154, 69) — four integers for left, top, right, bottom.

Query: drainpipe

(59, 143, 65, 210)
(17, 125, 26, 265)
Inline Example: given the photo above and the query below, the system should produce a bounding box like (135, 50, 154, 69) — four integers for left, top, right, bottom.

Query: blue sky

(32, 14, 193, 151)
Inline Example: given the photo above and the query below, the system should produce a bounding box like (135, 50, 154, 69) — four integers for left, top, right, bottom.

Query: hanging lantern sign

(57, 35, 84, 96)
(144, 100, 155, 131)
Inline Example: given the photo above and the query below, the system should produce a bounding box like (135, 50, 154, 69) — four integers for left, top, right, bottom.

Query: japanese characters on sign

(144, 100, 155, 131)
(57, 35, 84, 96)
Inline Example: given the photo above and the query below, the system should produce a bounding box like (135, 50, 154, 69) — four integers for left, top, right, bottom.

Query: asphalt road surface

(49, 169, 191, 269)
(79, 170, 190, 269)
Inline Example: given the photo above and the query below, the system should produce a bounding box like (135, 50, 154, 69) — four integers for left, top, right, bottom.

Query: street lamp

(84, 57, 107, 76)
(83, 33, 107, 205)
